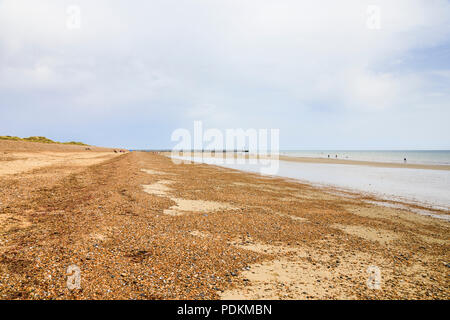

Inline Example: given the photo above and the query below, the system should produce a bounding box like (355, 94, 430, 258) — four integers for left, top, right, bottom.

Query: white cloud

(0, 0, 449, 147)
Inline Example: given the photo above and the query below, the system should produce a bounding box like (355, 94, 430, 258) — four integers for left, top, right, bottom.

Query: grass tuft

(0, 135, 88, 146)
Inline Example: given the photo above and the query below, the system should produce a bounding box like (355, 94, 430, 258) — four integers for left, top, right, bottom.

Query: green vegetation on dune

(0, 135, 88, 146)
(0, 135, 22, 141)
(23, 136, 58, 144)
(62, 141, 88, 146)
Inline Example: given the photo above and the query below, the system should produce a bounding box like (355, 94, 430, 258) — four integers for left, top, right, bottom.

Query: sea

(280, 150, 450, 166)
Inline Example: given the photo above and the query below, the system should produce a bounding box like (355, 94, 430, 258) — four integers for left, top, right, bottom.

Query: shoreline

(163, 152, 450, 171)
(208, 163, 450, 217)
(194, 158, 450, 218)
(170, 155, 450, 213)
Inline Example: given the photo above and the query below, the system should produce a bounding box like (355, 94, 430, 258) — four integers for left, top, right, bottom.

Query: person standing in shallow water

(404, 158, 407, 163)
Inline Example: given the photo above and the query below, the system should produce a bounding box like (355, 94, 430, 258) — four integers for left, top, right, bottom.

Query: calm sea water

(280, 150, 450, 165)
(172, 155, 450, 211)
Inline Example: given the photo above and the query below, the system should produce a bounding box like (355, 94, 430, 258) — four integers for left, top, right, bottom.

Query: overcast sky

(1, 0, 449, 149)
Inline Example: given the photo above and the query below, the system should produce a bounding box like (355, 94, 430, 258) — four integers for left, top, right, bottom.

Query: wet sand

(278, 155, 450, 171)
(0, 143, 449, 299)
(170, 153, 450, 211)
(164, 152, 450, 171)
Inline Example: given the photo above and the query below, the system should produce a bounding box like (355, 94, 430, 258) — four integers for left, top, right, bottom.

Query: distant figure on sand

(404, 158, 407, 163)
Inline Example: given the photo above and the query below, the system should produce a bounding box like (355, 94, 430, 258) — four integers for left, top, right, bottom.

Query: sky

(0, 0, 449, 149)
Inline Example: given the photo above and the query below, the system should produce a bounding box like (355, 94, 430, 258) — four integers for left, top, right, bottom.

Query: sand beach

(0, 141, 448, 299)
